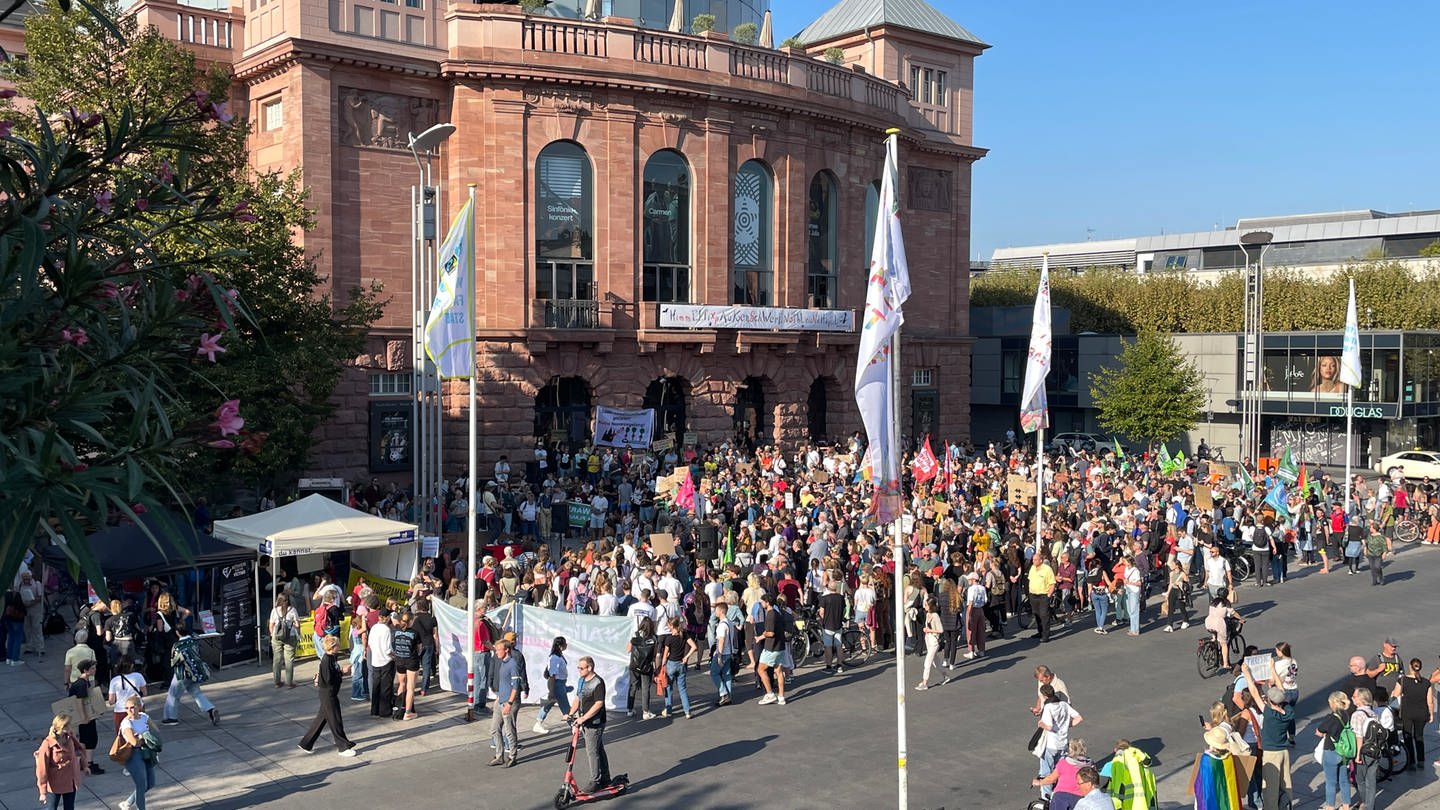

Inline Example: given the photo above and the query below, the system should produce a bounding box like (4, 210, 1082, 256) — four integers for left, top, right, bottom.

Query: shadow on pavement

(197, 763, 363, 809)
(626, 733, 778, 793)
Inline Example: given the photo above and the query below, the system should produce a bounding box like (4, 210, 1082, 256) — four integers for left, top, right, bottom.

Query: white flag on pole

(423, 196, 476, 379)
(1339, 278, 1362, 388)
(1018, 256, 1052, 433)
(853, 133, 911, 524)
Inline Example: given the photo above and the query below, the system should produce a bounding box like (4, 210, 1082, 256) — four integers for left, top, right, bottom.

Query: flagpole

(462, 184, 478, 723)
(1344, 386, 1353, 513)
(1034, 252, 1049, 553)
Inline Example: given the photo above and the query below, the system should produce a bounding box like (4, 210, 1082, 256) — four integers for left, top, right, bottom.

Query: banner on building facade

(658, 304, 854, 332)
(593, 406, 655, 449)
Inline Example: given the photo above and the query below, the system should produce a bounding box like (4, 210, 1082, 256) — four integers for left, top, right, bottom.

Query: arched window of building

(641, 150, 691, 303)
(807, 171, 838, 309)
(536, 141, 595, 325)
(731, 159, 773, 305)
(863, 179, 880, 267)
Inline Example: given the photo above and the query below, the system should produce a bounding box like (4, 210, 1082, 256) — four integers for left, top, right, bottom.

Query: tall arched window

(641, 150, 691, 303)
(535, 141, 594, 314)
(731, 159, 773, 306)
(807, 171, 838, 309)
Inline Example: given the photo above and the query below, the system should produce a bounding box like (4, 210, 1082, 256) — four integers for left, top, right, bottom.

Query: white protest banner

(593, 406, 655, 450)
(1244, 653, 1272, 683)
(432, 599, 634, 710)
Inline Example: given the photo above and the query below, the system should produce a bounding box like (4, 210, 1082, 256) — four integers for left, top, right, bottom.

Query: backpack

(1332, 716, 1358, 761)
(1358, 710, 1388, 762)
(629, 635, 656, 675)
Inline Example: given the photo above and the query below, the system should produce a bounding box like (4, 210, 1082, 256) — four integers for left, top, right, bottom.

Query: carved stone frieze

(339, 88, 438, 150)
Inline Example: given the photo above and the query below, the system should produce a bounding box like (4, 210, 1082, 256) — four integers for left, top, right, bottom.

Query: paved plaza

(4, 545, 1439, 810)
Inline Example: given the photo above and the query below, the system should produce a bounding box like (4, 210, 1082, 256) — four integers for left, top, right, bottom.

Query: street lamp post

(409, 123, 456, 538)
(1238, 230, 1273, 468)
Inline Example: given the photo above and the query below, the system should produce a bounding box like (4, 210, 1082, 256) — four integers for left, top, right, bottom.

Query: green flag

(722, 525, 734, 566)
(1277, 447, 1299, 483)
(1113, 438, 1125, 459)
(1157, 443, 1174, 475)
(1175, 450, 1187, 472)
(1238, 464, 1255, 498)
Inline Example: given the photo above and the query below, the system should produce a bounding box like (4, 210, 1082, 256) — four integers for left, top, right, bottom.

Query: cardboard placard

(651, 438, 674, 452)
(683, 431, 698, 447)
(932, 499, 952, 517)
(1194, 486, 1214, 511)
(810, 471, 831, 484)
(649, 533, 676, 557)
(1008, 474, 1036, 499)
(916, 523, 934, 543)
(700, 477, 712, 493)
(1244, 654, 1272, 682)
(737, 462, 754, 475)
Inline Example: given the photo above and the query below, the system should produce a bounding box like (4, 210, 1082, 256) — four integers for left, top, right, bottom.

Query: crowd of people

(13, 432, 1440, 807)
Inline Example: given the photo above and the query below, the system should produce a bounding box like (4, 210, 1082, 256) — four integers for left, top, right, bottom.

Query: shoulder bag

(108, 732, 134, 765)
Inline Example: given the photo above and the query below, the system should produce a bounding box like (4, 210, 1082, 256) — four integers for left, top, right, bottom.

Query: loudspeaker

(697, 524, 719, 559)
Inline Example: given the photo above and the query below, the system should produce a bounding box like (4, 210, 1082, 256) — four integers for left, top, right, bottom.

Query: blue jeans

(419, 645, 435, 692)
(1126, 588, 1141, 634)
(663, 660, 691, 715)
(3, 617, 22, 660)
(471, 650, 492, 709)
(537, 676, 572, 722)
(1283, 688, 1299, 741)
(128, 755, 157, 809)
(164, 674, 216, 721)
(349, 645, 369, 700)
(1092, 592, 1109, 629)
(710, 653, 733, 699)
(1037, 748, 1060, 799)
(1321, 747, 1351, 807)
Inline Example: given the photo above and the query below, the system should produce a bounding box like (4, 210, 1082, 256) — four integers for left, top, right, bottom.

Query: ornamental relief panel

(339, 88, 438, 150)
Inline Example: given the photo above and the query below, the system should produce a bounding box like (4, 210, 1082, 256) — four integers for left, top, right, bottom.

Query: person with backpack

(1350, 688, 1389, 809)
(268, 593, 300, 689)
(1314, 690, 1354, 810)
(625, 617, 658, 719)
(161, 625, 218, 727)
(312, 590, 342, 655)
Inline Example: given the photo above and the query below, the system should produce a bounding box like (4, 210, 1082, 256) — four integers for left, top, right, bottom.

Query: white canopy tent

(213, 494, 419, 661)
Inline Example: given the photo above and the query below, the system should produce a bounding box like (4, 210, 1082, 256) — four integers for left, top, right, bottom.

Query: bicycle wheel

(1228, 633, 1246, 660)
(1230, 555, 1251, 581)
(1016, 599, 1034, 630)
(1394, 520, 1418, 542)
(788, 635, 808, 666)
(840, 628, 864, 667)
(1197, 642, 1222, 678)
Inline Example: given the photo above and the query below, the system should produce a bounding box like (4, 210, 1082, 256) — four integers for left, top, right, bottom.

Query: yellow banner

(296, 616, 351, 660)
(346, 567, 410, 607)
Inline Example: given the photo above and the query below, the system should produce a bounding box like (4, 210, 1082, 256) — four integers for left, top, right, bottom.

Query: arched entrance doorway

(534, 376, 592, 448)
(734, 376, 766, 450)
(643, 376, 689, 446)
(807, 378, 828, 443)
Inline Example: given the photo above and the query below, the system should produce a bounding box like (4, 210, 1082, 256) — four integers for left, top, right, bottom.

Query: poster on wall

(212, 561, 257, 667)
(593, 406, 655, 449)
(1270, 422, 1356, 467)
(369, 401, 412, 472)
(1263, 351, 1347, 399)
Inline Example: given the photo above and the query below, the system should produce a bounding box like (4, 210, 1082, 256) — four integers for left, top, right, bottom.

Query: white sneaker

(915, 683, 929, 691)
(963, 651, 977, 660)
(1180, 622, 1190, 629)
(1163, 626, 1175, 633)
(776, 695, 786, 705)
(835, 666, 845, 674)
(642, 711, 657, 720)
(531, 721, 548, 734)
(119, 801, 135, 810)
(757, 693, 777, 705)
(337, 748, 357, 758)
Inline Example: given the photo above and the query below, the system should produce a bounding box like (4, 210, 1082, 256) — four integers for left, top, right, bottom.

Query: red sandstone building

(6, 0, 987, 480)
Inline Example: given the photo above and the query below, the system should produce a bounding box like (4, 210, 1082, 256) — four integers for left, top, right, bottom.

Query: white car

(1375, 450, 1440, 479)
(1048, 432, 1111, 453)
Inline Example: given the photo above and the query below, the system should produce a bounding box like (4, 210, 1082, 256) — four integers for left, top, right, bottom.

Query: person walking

(268, 593, 300, 689)
(367, 610, 396, 719)
(161, 625, 218, 726)
(1364, 524, 1392, 586)
(709, 603, 737, 706)
(390, 610, 419, 720)
(297, 636, 357, 757)
(964, 571, 988, 658)
(1393, 657, 1435, 771)
(754, 592, 788, 706)
(533, 636, 572, 733)
(117, 695, 157, 810)
(65, 658, 105, 776)
(566, 656, 612, 793)
(488, 638, 523, 767)
(625, 617, 658, 718)
(1032, 683, 1083, 801)
(1161, 556, 1192, 633)
(107, 659, 147, 735)
(660, 617, 697, 718)
(35, 713, 87, 810)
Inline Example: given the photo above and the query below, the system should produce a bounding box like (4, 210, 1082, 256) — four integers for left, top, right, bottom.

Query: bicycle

(1195, 617, 1246, 679)
(839, 621, 875, 667)
(1376, 727, 1411, 782)
(1393, 516, 1419, 543)
(788, 606, 822, 666)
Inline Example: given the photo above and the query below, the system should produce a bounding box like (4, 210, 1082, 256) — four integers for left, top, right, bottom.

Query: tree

(10, 3, 382, 494)
(1089, 331, 1205, 449)
(0, 5, 254, 589)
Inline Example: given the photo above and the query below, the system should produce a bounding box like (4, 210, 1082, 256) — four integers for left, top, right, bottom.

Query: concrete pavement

(4, 543, 1440, 809)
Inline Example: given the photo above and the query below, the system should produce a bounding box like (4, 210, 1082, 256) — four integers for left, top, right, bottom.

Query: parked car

(1374, 450, 1440, 479)
(1048, 432, 1111, 454)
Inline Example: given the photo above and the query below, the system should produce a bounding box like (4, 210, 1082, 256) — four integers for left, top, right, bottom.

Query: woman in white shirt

(1271, 641, 1300, 745)
(533, 636, 571, 733)
(107, 659, 148, 734)
(119, 695, 157, 810)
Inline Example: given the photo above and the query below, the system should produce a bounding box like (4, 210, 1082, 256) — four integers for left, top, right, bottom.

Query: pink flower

(213, 399, 244, 437)
(131, 503, 147, 515)
(135, 198, 149, 212)
(0, 89, 15, 99)
(221, 288, 239, 312)
(157, 161, 174, 185)
(174, 289, 190, 303)
(94, 281, 119, 300)
(0, 121, 11, 138)
(196, 332, 226, 362)
(207, 440, 236, 449)
(64, 107, 101, 130)
(60, 327, 89, 346)
(232, 200, 256, 223)
(95, 190, 114, 214)
(72, 463, 89, 472)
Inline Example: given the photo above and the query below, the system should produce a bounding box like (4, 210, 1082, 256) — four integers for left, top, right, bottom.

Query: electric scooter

(554, 720, 628, 809)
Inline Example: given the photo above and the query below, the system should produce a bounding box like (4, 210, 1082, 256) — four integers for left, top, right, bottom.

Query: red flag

(911, 435, 939, 483)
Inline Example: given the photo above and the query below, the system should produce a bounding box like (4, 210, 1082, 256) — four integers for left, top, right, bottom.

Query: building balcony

(444, 7, 920, 131)
(537, 298, 602, 329)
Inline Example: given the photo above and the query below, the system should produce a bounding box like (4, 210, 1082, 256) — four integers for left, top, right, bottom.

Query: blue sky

(772, 1, 1440, 259)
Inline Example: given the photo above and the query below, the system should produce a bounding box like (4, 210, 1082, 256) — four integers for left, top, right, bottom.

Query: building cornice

(234, 39, 443, 84)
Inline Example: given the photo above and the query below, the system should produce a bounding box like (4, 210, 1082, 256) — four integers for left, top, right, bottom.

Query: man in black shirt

(567, 656, 611, 792)
(1342, 655, 1378, 707)
(1367, 638, 1403, 703)
(755, 592, 787, 705)
(817, 578, 847, 674)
